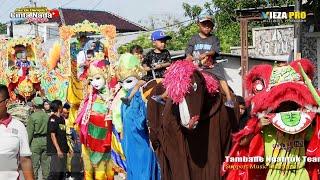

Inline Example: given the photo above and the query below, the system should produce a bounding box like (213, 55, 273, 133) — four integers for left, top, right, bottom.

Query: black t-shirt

(142, 49, 171, 81)
(47, 114, 69, 155)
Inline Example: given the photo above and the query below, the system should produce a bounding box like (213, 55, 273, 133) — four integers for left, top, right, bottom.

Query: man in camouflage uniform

(26, 97, 50, 180)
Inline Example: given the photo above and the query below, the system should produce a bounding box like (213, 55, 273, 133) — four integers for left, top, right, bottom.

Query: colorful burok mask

(222, 59, 320, 180)
(116, 53, 145, 91)
(17, 79, 35, 98)
(87, 60, 110, 91)
(246, 59, 318, 134)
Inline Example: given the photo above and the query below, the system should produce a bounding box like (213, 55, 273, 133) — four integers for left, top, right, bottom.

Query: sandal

(151, 95, 166, 105)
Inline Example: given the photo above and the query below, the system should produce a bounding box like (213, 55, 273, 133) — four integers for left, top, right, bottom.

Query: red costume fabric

(222, 59, 320, 180)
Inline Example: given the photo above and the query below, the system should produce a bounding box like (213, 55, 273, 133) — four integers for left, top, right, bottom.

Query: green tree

(182, 3, 202, 20)
(305, 0, 320, 31)
(198, 0, 295, 52)
(118, 0, 297, 54)
(0, 23, 7, 34)
(117, 33, 152, 54)
(117, 23, 200, 54)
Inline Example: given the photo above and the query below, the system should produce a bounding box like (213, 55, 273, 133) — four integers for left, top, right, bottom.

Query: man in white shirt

(0, 84, 34, 180)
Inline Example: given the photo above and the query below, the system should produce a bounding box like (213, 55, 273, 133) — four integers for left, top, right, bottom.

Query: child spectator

(130, 45, 144, 61)
(142, 31, 172, 105)
(121, 31, 172, 105)
(78, 50, 94, 79)
(236, 96, 250, 130)
(15, 49, 31, 77)
(142, 30, 172, 81)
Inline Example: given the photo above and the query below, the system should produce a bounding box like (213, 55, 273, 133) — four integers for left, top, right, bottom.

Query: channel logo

(10, 7, 60, 23)
(261, 11, 306, 22)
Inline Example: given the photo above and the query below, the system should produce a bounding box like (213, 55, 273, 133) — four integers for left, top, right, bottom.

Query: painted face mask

(89, 74, 106, 90)
(267, 111, 314, 134)
(121, 76, 138, 91)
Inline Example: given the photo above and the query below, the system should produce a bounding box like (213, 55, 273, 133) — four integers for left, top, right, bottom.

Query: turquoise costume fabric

(121, 90, 160, 180)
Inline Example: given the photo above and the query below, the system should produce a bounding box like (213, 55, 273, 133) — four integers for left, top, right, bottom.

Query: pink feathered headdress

(163, 60, 219, 104)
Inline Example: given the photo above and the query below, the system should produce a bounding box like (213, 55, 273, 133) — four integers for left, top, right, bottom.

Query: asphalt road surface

(19, 169, 124, 180)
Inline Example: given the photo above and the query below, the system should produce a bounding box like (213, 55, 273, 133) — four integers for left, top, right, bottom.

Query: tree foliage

(208, 0, 295, 52)
(118, 0, 297, 54)
(0, 23, 6, 34)
(117, 23, 199, 54)
(305, 0, 320, 31)
(182, 3, 202, 20)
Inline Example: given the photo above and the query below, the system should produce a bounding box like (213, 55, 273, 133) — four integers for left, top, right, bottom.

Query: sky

(0, 0, 209, 25)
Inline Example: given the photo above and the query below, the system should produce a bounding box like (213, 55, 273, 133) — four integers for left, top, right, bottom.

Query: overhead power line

(91, 0, 103, 10)
(61, 0, 75, 7)
(34, 17, 194, 38)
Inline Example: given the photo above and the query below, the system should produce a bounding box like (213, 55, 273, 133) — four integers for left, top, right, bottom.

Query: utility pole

(9, 21, 13, 37)
(240, 18, 248, 98)
(57, 1, 65, 25)
(294, 0, 302, 59)
(59, 8, 65, 26)
(30, 0, 39, 37)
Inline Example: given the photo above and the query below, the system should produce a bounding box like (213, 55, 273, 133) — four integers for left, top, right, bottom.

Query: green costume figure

(26, 97, 50, 180)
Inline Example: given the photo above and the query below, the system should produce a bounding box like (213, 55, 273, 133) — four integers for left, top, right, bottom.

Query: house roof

(49, 8, 147, 32)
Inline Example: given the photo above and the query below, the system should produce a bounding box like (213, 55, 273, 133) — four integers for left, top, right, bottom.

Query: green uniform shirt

(26, 110, 49, 144)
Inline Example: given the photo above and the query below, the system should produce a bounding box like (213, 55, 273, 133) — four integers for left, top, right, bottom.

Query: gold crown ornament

(17, 79, 35, 98)
(88, 60, 111, 81)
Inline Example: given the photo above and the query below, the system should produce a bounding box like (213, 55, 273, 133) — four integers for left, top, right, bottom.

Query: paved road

(19, 170, 124, 180)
